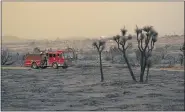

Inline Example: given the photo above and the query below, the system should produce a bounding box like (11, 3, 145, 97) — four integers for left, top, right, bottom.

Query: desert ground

(1, 36, 184, 111)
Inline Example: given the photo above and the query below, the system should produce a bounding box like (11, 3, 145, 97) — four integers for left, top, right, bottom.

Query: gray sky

(2, 2, 184, 40)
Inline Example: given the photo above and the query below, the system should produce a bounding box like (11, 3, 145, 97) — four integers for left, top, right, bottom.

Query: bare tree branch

(1, 49, 18, 65)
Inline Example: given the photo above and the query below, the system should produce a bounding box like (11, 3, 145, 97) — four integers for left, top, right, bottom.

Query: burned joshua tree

(113, 25, 158, 82)
(113, 27, 136, 82)
(92, 40, 106, 82)
(135, 25, 158, 82)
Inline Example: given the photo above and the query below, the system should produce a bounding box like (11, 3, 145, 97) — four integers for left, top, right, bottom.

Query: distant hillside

(1, 36, 33, 43)
(2, 36, 22, 42)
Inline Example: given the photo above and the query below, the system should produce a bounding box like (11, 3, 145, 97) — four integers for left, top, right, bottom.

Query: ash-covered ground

(1, 61, 184, 111)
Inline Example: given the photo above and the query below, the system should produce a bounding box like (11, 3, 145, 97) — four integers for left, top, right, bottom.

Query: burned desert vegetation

(1, 2, 184, 111)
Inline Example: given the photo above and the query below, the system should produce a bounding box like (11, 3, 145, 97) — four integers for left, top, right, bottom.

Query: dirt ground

(1, 63, 184, 111)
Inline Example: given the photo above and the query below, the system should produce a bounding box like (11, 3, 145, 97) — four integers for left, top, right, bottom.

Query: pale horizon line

(2, 32, 184, 41)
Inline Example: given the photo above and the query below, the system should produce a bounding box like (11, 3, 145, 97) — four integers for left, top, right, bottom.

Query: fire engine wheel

(52, 63, 58, 69)
(31, 62, 38, 69)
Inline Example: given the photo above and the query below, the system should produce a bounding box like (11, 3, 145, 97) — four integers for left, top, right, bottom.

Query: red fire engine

(24, 50, 70, 69)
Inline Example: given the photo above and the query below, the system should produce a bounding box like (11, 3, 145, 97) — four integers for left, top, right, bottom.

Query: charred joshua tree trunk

(92, 40, 106, 82)
(99, 52, 104, 82)
(113, 28, 136, 82)
(122, 49, 136, 81)
(145, 58, 152, 82)
(145, 66, 150, 82)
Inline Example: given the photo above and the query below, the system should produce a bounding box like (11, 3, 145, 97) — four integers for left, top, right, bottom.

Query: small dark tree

(178, 54, 184, 66)
(180, 42, 185, 52)
(180, 42, 185, 66)
(1, 49, 19, 65)
(135, 25, 158, 82)
(33, 47, 41, 54)
(92, 40, 106, 82)
(113, 27, 136, 82)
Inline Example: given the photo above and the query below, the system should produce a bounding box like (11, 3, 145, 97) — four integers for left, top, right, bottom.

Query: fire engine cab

(24, 50, 70, 69)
